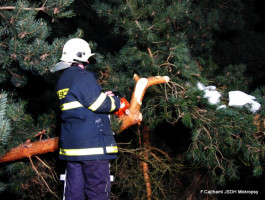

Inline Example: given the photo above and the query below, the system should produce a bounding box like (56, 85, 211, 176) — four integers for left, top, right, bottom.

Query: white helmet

(60, 38, 94, 63)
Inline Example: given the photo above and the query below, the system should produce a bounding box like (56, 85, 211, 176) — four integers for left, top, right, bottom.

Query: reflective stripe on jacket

(55, 66, 120, 161)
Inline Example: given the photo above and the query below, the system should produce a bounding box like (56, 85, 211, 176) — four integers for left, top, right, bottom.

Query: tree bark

(0, 137, 59, 164)
(141, 126, 152, 200)
(0, 74, 169, 164)
(119, 74, 169, 131)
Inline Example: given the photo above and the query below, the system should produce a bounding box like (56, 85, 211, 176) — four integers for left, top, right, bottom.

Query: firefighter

(51, 38, 121, 200)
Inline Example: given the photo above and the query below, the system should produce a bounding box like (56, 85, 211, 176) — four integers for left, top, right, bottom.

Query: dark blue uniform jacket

(55, 66, 120, 161)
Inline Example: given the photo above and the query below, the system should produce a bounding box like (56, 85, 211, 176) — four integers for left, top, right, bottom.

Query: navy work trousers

(63, 160, 111, 200)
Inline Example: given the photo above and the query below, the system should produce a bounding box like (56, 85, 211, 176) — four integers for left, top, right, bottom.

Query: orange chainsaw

(112, 90, 130, 117)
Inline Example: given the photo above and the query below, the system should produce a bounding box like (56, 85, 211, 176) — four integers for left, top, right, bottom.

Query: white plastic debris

(217, 105, 227, 109)
(205, 85, 216, 91)
(204, 90, 221, 105)
(197, 82, 221, 105)
(197, 82, 261, 113)
(197, 82, 206, 90)
(228, 91, 261, 113)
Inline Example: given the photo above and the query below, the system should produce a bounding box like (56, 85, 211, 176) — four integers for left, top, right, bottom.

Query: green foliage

(0, 92, 11, 156)
(0, 182, 6, 192)
(0, 0, 78, 198)
(112, 138, 183, 200)
(186, 105, 263, 185)
(91, 1, 265, 196)
(0, 92, 60, 199)
(0, 0, 79, 87)
(0, 92, 34, 197)
(5, 99, 36, 148)
(215, 64, 250, 92)
(0, 0, 264, 199)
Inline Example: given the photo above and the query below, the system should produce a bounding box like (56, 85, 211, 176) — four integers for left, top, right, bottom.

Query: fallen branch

(0, 74, 169, 163)
(0, 137, 59, 164)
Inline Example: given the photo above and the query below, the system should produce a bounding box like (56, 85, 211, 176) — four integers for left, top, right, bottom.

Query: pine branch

(0, 74, 169, 163)
(0, 93, 11, 146)
(0, 6, 47, 11)
(0, 0, 49, 12)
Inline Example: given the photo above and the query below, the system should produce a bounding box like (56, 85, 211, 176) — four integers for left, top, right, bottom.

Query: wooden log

(0, 137, 59, 163)
(0, 74, 169, 163)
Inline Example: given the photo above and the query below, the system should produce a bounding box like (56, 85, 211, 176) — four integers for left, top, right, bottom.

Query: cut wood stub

(118, 74, 169, 132)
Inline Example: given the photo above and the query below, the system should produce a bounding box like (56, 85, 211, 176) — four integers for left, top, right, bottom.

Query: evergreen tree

(0, 0, 78, 86)
(0, 0, 79, 199)
(91, 0, 264, 198)
(0, 0, 264, 199)
(0, 92, 10, 193)
(0, 91, 57, 199)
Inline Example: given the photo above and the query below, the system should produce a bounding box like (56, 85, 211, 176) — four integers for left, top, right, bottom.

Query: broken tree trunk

(0, 74, 169, 164)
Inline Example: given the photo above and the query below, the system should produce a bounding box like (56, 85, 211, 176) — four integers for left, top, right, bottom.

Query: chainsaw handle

(112, 90, 122, 97)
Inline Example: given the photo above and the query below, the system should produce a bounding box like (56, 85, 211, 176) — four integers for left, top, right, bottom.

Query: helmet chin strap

(73, 60, 89, 69)
(78, 63, 85, 69)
